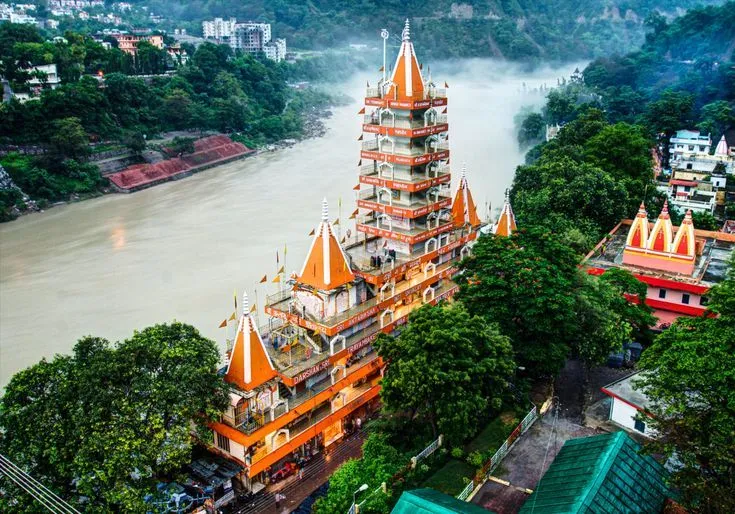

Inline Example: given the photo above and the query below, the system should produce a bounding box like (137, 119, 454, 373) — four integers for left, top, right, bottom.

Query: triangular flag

(276, 250, 279, 264)
(233, 290, 237, 311)
(284, 243, 287, 256)
(229, 311, 236, 321)
(260, 274, 267, 283)
(358, 107, 365, 115)
(277, 265, 285, 274)
(351, 208, 359, 216)
(353, 184, 360, 191)
(366, 80, 370, 87)
(420, 63, 423, 70)
(341, 236, 346, 244)
(444, 81, 449, 88)
(333, 218, 340, 226)
(378, 65, 384, 72)
(272, 275, 281, 283)
(218, 318, 228, 328)
(383, 240, 388, 248)
(442, 107, 447, 114)
(250, 303, 257, 313)
(309, 228, 315, 236)
(358, 159, 362, 166)
(357, 134, 363, 141)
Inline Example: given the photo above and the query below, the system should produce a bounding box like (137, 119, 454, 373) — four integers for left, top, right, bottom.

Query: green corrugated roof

(519, 431, 670, 514)
(391, 489, 497, 514)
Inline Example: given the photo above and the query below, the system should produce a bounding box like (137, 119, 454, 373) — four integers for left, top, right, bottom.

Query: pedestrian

(275, 492, 285, 508)
(298, 466, 304, 480)
(356, 417, 362, 431)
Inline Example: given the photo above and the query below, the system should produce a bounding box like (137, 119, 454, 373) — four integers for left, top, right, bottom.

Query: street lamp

(351, 483, 369, 514)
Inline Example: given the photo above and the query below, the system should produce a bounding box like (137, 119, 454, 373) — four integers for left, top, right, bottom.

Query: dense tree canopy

(636, 263, 735, 512)
(374, 303, 515, 445)
(0, 322, 228, 513)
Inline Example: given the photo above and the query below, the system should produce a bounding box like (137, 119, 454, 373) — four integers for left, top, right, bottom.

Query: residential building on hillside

(601, 373, 656, 438)
(583, 202, 735, 328)
(208, 21, 491, 493)
(660, 178, 717, 214)
(202, 17, 237, 40)
(111, 33, 164, 55)
(228, 22, 287, 62)
(10, 63, 61, 102)
(669, 129, 711, 159)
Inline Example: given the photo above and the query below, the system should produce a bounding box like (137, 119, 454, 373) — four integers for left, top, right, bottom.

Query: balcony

(361, 140, 449, 157)
(365, 86, 447, 101)
(359, 163, 450, 183)
(363, 114, 448, 129)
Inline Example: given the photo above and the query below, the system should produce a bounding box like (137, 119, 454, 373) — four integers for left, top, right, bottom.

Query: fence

(411, 434, 443, 468)
(456, 405, 539, 501)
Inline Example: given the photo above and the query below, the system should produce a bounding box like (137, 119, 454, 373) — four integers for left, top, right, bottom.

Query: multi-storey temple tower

(209, 20, 486, 493)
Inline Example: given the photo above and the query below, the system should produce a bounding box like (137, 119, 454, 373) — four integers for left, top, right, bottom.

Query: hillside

(132, 0, 726, 61)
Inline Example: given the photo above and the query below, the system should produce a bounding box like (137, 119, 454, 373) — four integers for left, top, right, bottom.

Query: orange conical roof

(494, 189, 517, 236)
(298, 199, 355, 291)
(225, 292, 277, 391)
(451, 166, 482, 228)
(386, 19, 425, 102)
(625, 202, 649, 248)
(648, 200, 674, 252)
(672, 209, 696, 257)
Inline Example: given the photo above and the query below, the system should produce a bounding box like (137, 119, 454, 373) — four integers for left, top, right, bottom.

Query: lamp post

(350, 483, 369, 514)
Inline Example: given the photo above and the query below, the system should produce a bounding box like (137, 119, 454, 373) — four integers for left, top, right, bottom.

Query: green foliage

(167, 136, 196, 156)
(690, 211, 719, 231)
(636, 262, 735, 512)
(517, 112, 545, 147)
(375, 303, 515, 445)
(0, 322, 229, 513)
(49, 117, 90, 160)
(313, 432, 404, 514)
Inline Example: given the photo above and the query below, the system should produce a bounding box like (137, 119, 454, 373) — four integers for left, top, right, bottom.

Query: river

(0, 59, 582, 386)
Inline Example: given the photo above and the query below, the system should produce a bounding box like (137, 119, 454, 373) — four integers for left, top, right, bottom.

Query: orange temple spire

(648, 200, 674, 253)
(494, 189, 517, 236)
(625, 202, 649, 248)
(386, 19, 425, 102)
(672, 209, 696, 257)
(451, 164, 481, 228)
(225, 291, 277, 391)
(298, 198, 355, 291)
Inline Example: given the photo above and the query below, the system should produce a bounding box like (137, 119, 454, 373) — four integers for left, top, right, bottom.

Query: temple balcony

(365, 86, 447, 101)
(363, 114, 448, 129)
(361, 140, 449, 157)
(358, 163, 449, 183)
(356, 215, 454, 245)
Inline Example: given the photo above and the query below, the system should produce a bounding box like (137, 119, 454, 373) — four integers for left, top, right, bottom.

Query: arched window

(423, 286, 436, 303)
(330, 365, 347, 385)
(329, 335, 346, 356)
(380, 309, 394, 328)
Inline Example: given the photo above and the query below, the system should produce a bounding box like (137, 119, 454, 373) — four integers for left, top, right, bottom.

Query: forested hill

(133, 0, 725, 61)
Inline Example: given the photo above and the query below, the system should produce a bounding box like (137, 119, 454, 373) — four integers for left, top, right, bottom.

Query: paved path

(234, 431, 366, 514)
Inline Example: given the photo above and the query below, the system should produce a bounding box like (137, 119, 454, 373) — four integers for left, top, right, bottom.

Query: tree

(636, 262, 735, 512)
(313, 433, 404, 514)
(697, 101, 735, 142)
(0, 322, 229, 513)
(691, 211, 719, 231)
(518, 112, 545, 147)
(126, 132, 147, 156)
(598, 267, 656, 344)
(640, 90, 695, 138)
(49, 117, 90, 160)
(374, 304, 515, 444)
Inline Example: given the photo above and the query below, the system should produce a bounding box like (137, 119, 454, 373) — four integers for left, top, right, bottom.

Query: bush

(450, 447, 464, 459)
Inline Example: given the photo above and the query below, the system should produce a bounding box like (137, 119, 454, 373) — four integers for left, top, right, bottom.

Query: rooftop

(518, 432, 670, 514)
(601, 372, 652, 411)
(391, 489, 495, 514)
(583, 219, 735, 288)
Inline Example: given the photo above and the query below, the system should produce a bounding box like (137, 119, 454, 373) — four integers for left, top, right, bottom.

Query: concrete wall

(611, 398, 656, 437)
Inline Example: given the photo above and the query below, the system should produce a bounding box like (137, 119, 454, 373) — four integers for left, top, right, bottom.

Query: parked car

(270, 462, 298, 483)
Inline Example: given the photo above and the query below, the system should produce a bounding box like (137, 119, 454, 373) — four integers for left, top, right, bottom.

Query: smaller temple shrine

(583, 201, 735, 327)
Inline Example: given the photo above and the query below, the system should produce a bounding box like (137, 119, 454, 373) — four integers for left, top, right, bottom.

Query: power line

(0, 454, 81, 514)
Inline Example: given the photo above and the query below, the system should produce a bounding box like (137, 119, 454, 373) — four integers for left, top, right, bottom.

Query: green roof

(391, 489, 496, 514)
(519, 431, 670, 514)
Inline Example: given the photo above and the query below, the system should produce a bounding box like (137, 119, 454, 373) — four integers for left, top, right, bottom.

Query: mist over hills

(130, 0, 727, 60)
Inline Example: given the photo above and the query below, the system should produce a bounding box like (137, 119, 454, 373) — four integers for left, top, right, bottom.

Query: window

(658, 289, 666, 299)
(684, 186, 690, 192)
(699, 146, 706, 152)
(688, 145, 694, 151)
(686, 163, 693, 170)
(700, 296, 708, 306)
(634, 419, 646, 433)
(682, 293, 690, 305)
(216, 433, 230, 453)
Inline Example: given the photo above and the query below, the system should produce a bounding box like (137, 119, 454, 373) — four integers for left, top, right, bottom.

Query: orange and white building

(583, 201, 735, 328)
(209, 20, 488, 492)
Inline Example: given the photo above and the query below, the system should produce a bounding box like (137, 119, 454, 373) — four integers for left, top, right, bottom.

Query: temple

(209, 20, 484, 493)
(583, 201, 735, 328)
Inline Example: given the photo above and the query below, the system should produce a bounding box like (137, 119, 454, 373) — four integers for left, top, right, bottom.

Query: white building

(669, 129, 711, 159)
(601, 373, 657, 438)
(9, 12, 38, 24)
(202, 17, 237, 40)
(230, 22, 286, 62)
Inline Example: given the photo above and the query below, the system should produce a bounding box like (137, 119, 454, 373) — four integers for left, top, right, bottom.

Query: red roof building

(583, 202, 735, 328)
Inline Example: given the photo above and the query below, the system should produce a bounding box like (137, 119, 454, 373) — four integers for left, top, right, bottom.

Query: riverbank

(0, 108, 335, 221)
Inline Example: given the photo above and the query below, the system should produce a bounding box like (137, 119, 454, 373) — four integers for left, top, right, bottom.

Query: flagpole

(381, 29, 388, 87)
